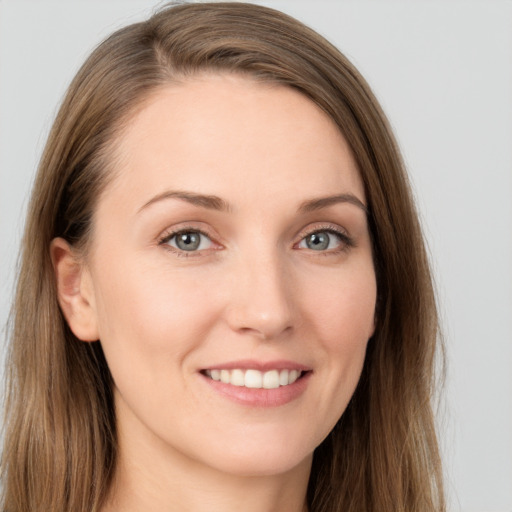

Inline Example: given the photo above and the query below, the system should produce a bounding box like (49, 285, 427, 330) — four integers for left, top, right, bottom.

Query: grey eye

(299, 230, 344, 251)
(305, 232, 330, 250)
(175, 232, 200, 251)
(168, 231, 212, 252)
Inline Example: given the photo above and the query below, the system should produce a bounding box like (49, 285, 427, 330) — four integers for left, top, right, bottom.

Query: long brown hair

(2, 3, 445, 511)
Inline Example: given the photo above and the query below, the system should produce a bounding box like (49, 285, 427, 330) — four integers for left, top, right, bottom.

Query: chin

(193, 432, 317, 478)
(209, 449, 313, 478)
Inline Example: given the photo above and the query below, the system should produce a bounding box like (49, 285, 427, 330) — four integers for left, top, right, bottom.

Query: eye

(163, 230, 214, 252)
(298, 229, 349, 251)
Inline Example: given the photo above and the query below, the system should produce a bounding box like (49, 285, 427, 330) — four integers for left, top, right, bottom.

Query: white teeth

(263, 370, 279, 389)
(289, 369, 299, 384)
(204, 368, 304, 388)
(245, 369, 263, 388)
(279, 369, 289, 386)
(231, 369, 245, 387)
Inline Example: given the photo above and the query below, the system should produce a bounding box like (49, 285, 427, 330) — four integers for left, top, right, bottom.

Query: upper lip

(201, 359, 312, 372)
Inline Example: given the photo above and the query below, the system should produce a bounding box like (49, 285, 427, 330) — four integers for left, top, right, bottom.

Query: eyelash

(158, 224, 354, 258)
(295, 225, 355, 255)
(158, 227, 217, 258)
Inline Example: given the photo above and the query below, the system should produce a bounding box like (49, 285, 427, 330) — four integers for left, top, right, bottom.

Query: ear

(50, 237, 99, 342)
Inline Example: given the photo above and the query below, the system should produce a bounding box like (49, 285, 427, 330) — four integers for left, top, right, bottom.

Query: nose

(225, 252, 295, 341)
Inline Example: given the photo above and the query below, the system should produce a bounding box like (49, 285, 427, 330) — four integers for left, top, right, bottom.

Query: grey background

(1, 1, 511, 510)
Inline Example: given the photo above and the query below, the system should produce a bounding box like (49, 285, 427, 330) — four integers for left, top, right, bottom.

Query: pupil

(177, 232, 200, 251)
(307, 232, 329, 251)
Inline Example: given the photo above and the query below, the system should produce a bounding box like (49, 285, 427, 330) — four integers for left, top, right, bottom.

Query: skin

(52, 74, 377, 512)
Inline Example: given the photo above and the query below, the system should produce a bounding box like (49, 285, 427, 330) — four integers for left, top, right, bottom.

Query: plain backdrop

(1, 1, 511, 511)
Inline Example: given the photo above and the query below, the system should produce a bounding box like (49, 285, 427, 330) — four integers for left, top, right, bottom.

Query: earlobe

(50, 237, 99, 342)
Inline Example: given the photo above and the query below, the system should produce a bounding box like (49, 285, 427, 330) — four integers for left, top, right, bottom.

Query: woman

(1, 2, 445, 511)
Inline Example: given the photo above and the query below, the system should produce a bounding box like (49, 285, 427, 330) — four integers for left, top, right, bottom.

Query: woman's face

(77, 74, 376, 476)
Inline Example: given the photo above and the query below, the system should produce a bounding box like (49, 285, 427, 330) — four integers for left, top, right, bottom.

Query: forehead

(103, 74, 364, 213)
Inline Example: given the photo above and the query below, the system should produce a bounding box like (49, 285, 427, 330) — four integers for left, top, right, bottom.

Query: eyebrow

(138, 190, 367, 215)
(138, 190, 231, 213)
(298, 194, 368, 214)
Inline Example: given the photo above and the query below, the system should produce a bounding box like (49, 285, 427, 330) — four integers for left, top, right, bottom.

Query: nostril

(224, 268, 295, 339)
(236, 324, 293, 341)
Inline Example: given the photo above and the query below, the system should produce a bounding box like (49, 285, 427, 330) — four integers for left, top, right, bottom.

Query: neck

(103, 446, 311, 512)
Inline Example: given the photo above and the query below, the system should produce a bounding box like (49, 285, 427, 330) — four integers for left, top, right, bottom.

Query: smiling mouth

(202, 368, 306, 389)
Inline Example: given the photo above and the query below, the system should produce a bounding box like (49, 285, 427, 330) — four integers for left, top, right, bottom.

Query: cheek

(302, 262, 376, 348)
(91, 258, 222, 371)
(90, 260, 226, 426)
(299, 263, 376, 416)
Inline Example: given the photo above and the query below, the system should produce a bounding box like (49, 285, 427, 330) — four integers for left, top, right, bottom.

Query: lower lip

(200, 371, 312, 407)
